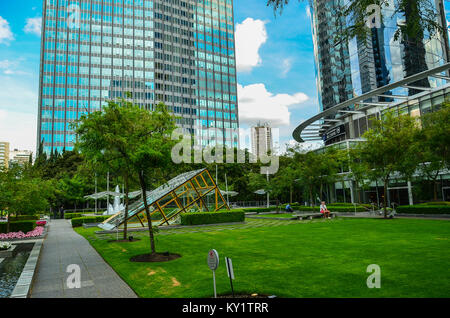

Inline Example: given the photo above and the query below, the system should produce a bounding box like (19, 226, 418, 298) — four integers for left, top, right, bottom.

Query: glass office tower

(309, 0, 449, 112)
(37, 0, 239, 154)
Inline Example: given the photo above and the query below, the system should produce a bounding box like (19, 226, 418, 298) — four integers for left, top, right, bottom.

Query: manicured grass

(75, 218, 450, 298)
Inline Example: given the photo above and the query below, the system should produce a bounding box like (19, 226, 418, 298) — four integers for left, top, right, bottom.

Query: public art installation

(98, 169, 229, 231)
(105, 185, 125, 216)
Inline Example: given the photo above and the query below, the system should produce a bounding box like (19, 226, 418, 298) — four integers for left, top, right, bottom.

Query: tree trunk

(433, 180, 438, 202)
(290, 185, 293, 205)
(6, 210, 10, 233)
(309, 186, 313, 207)
(383, 178, 388, 218)
(123, 174, 130, 241)
(139, 171, 156, 255)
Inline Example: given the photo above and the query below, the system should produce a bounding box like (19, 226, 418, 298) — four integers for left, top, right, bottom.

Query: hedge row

(396, 205, 450, 215)
(0, 221, 37, 233)
(242, 207, 279, 213)
(9, 215, 39, 221)
(71, 216, 111, 228)
(65, 212, 95, 219)
(180, 211, 245, 226)
(417, 201, 450, 206)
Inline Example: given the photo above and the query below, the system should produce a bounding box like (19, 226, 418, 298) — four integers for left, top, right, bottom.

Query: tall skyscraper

(37, 0, 239, 155)
(309, 0, 449, 113)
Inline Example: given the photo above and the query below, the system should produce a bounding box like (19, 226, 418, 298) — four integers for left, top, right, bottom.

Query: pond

(0, 243, 34, 298)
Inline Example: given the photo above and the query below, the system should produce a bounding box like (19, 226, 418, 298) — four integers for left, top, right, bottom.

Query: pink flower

(0, 226, 44, 240)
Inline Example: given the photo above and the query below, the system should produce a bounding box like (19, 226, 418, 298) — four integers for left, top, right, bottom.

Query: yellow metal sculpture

(99, 169, 229, 230)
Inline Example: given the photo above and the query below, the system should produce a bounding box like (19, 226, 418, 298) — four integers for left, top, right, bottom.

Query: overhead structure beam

(292, 63, 450, 142)
(378, 94, 409, 100)
(429, 74, 450, 81)
(402, 85, 432, 91)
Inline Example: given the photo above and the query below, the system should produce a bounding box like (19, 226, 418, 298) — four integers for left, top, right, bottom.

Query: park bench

(293, 212, 337, 220)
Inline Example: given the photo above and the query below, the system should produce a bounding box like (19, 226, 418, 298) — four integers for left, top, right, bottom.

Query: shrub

(65, 213, 83, 219)
(180, 211, 245, 226)
(71, 216, 111, 228)
(65, 212, 96, 219)
(0, 221, 37, 234)
(417, 201, 450, 206)
(10, 215, 39, 221)
(396, 205, 450, 215)
(242, 207, 278, 213)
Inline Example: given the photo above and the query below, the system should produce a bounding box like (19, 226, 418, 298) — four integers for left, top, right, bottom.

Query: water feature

(104, 185, 125, 216)
(0, 243, 34, 298)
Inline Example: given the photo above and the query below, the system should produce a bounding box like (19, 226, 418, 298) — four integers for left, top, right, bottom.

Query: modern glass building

(37, 0, 239, 154)
(309, 0, 449, 113)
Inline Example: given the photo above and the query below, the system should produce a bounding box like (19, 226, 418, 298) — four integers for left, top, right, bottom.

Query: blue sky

(0, 1, 449, 153)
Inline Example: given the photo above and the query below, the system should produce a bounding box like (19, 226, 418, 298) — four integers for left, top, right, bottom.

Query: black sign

(323, 124, 345, 142)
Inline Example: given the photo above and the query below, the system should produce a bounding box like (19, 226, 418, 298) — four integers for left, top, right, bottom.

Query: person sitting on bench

(285, 204, 293, 213)
(320, 201, 331, 219)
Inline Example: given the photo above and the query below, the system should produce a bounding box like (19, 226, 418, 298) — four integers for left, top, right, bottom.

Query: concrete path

(30, 219, 137, 298)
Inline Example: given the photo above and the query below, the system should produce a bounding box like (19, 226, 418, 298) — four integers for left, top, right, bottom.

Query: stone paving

(30, 219, 137, 298)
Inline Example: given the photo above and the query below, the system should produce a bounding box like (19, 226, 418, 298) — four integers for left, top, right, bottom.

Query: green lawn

(75, 218, 450, 298)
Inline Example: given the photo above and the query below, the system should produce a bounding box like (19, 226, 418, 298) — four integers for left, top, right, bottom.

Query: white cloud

(0, 109, 37, 152)
(24, 17, 42, 36)
(0, 16, 14, 44)
(0, 59, 30, 75)
(0, 74, 38, 114)
(235, 18, 268, 73)
(238, 83, 309, 127)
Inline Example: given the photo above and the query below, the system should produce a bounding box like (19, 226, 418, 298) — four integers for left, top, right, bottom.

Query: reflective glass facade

(310, 0, 449, 112)
(37, 0, 239, 154)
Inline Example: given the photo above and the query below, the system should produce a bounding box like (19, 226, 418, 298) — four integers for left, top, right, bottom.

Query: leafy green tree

(416, 102, 450, 200)
(76, 99, 177, 255)
(353, 110, 420, 217)
(0, 164, 53, 232)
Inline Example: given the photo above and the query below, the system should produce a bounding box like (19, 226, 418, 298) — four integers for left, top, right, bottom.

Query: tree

(416, 102, 450, 200)
(76, 99, 177, 256)
(0, 164, 53, 232)
(353, 110, 420, 217)
(76, 99, 144, 241)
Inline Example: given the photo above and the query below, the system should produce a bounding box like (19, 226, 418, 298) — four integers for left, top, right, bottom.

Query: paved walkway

(30, 219, 137, 298)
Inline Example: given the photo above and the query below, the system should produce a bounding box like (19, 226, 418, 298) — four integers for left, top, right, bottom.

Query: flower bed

(0, 226, 45, 240)
(36, 220, 47, 226)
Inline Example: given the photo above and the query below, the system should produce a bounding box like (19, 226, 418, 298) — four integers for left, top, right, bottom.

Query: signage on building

(323, 124, 346, 142)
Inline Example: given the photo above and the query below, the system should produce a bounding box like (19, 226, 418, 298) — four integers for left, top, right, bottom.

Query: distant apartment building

(37, 0, 239, 155)
(251, 123, 273, 156)
(9, 149, 33, 166)
(0, 142, 10, 169)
